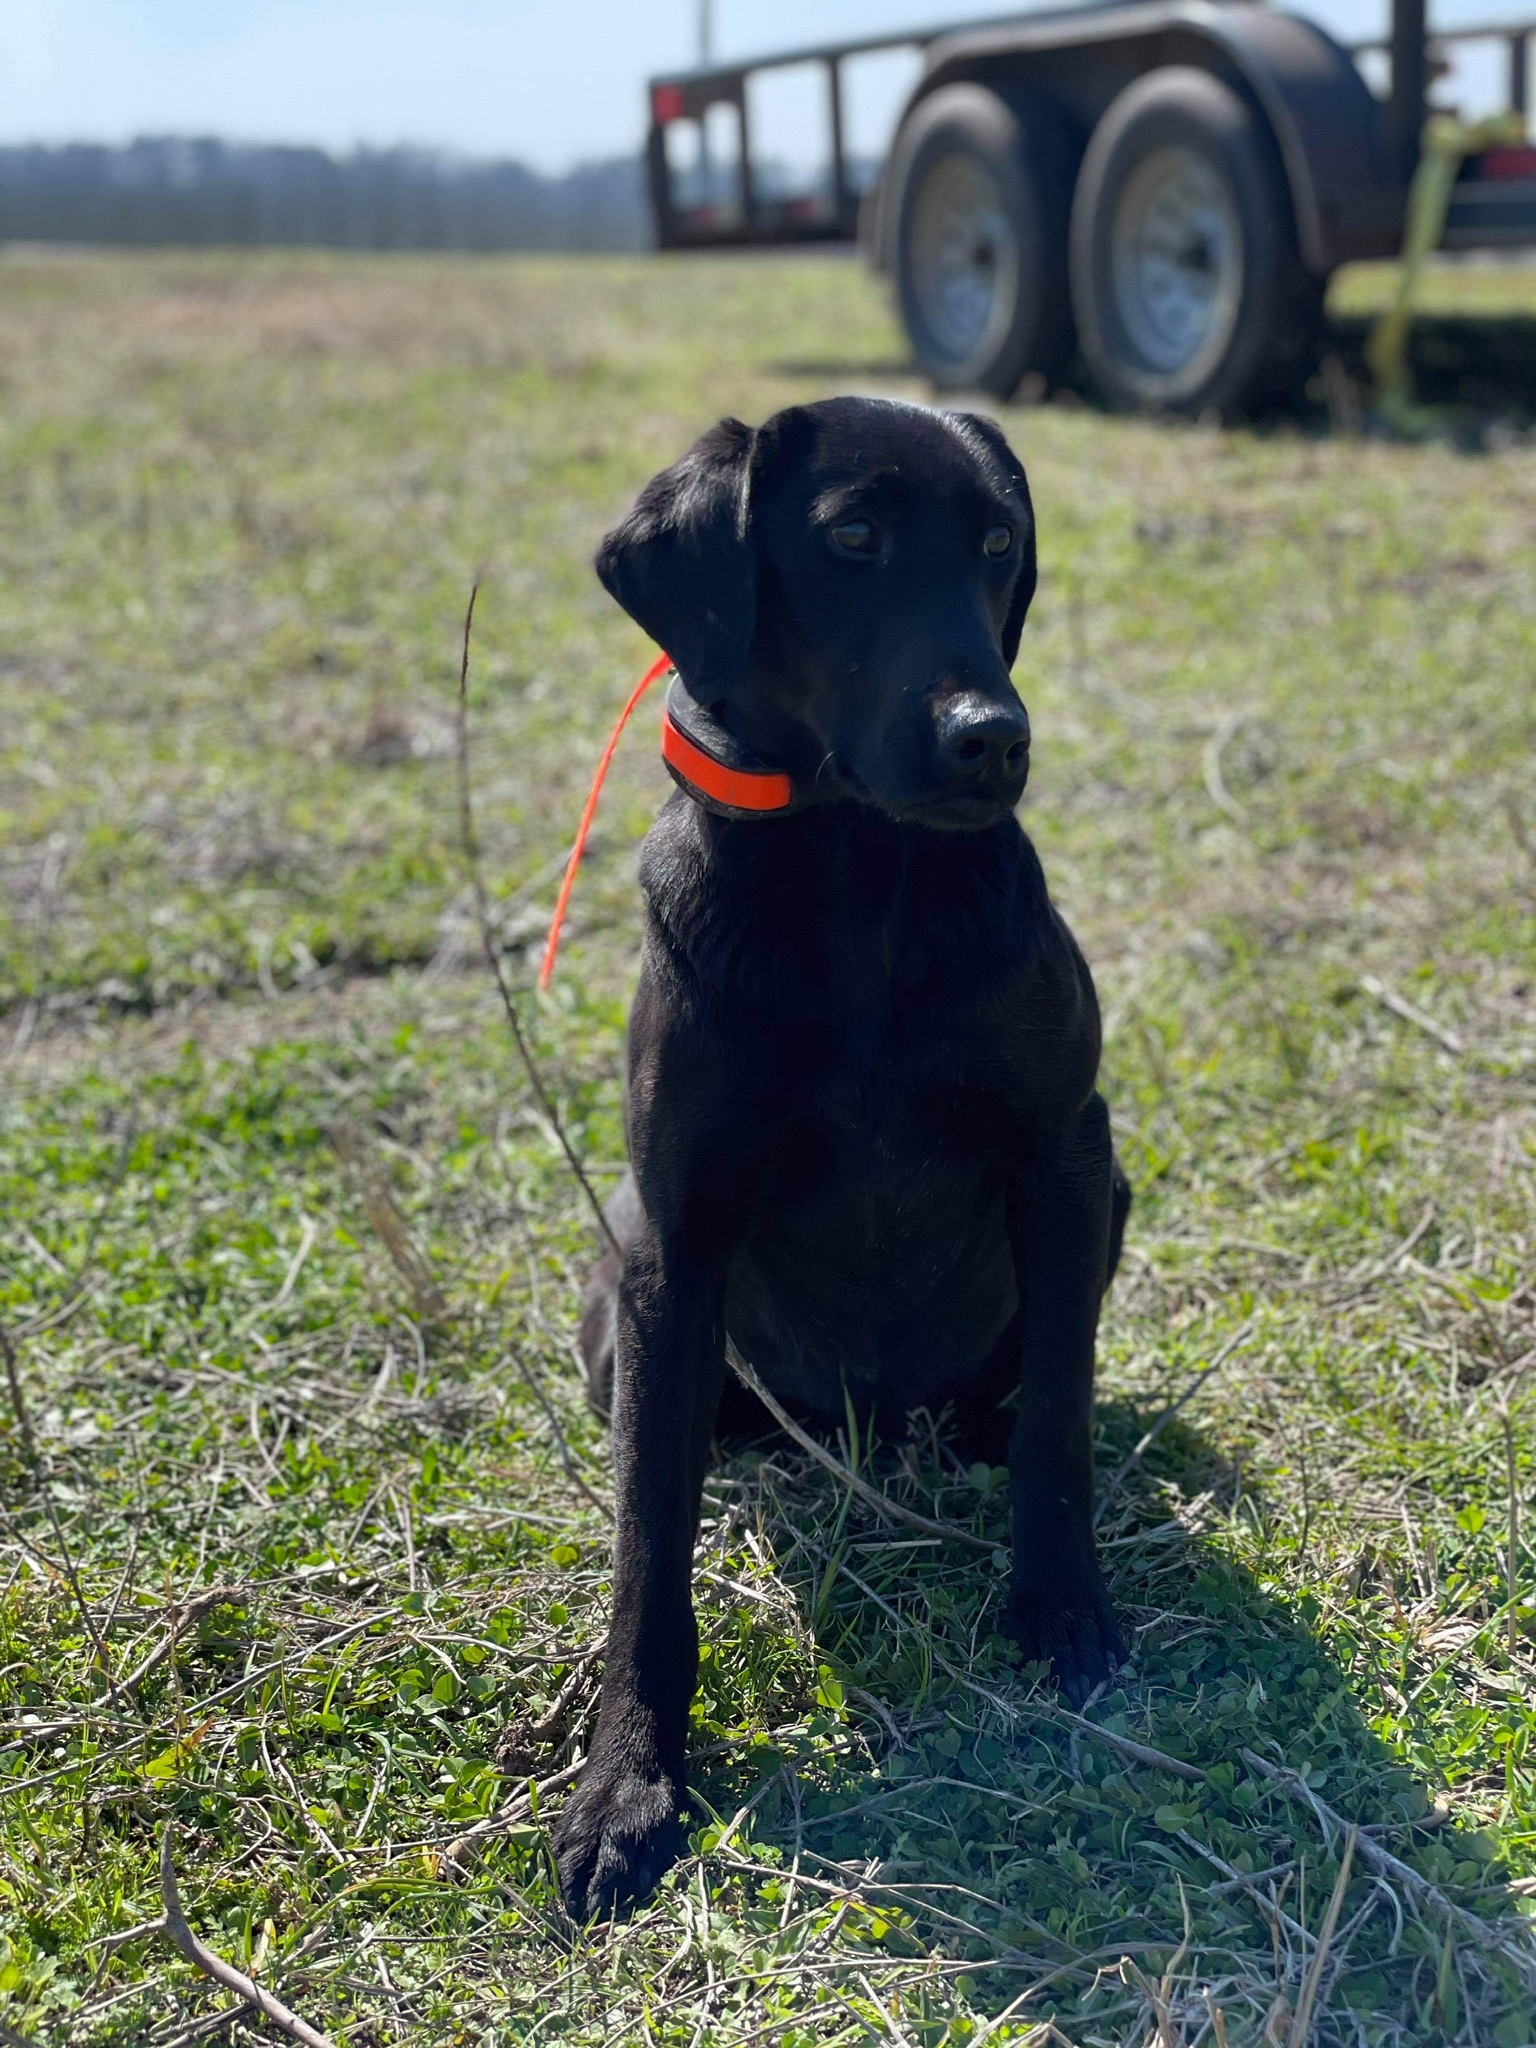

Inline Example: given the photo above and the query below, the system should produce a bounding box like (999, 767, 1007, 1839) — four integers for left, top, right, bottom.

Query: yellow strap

(1365, 111, 1528, 416)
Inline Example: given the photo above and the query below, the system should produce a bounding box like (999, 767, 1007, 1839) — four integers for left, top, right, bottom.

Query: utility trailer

(645, 1, 1536, 413)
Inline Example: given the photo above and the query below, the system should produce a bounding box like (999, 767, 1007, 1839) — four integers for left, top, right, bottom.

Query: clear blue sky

(0, 2, 1527, 170)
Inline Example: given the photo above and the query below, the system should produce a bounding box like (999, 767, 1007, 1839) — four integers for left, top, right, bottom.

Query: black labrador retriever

(554, 395, 1130, 1920)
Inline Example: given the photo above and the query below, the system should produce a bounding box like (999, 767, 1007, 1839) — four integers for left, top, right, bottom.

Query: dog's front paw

(1009, 1580, 1125, 1708)
(554, 1759, 687, 1920)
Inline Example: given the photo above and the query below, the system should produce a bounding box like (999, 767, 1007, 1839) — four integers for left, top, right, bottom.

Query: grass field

(1, 247, 1534, 2047)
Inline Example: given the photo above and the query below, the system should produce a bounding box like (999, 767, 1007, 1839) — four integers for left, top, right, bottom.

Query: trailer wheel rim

(1108, 145, 1242, 380)
(907, 153, 1018, 369)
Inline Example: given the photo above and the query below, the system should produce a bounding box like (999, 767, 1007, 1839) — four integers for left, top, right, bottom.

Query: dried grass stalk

(158, 1825, 336, 2048)
(330, 1118, 450, 1327)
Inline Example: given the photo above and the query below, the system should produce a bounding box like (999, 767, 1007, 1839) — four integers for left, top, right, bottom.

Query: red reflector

(651, 83, 685, 125)
(1479, 146, 1536, 180)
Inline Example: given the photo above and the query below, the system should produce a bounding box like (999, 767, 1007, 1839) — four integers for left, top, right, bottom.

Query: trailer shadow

(770, 309, 1536, 437)
(1314, 308, 1536, 424)
(683, 1398, 1530, 2039)
(771, 352, 917, 382)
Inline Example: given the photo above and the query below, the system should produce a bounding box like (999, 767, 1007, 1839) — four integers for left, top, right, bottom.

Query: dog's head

(596, 396, 1036, 831)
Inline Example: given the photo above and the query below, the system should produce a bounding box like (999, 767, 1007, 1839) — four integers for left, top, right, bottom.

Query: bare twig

(1359, 974, 1465, 1057)
(13, 1118, 138, 1338)
(1, 1324, 118, 1697)
(1, 1326, 41, 1468)
(5, 997, 39, 1063)
(116, 1583, 248, 1698)
(517, 1348, 612, 1518)
(260, 1217, 317, 1321)
(1287, 1826, 1356, 2046)
(1239, 1750, 1536, 1986)
(453, 581, 619, 1258)
(1120, 1879, 1192, 2048)
(1068, 1714, 1204, 1784)
(1503, 1403, 1521, 1662)
(390, 1486, 419, 1593)
(1203, 712, 1248, 824)
(441, 1760, 583, 1872)
(1330, 1202, 1437, 1304)
(330, 1121, 449, 1327)
(521, 1639, 606, 1753)
(726, 1340, 993, 1554)
(159, 1825, 337, 2048)
(1503, 789, 1535, 871)
(1178, 1834, 1313, 1949)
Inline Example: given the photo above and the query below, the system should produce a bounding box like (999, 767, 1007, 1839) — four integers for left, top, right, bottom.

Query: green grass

(1, 247, 1535, 2047)
(1330, 259, 1536, 321)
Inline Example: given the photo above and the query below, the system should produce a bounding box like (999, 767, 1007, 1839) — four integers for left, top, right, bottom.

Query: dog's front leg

(1007, 1091, 1125, 1704)
(554, 1222, 726, 1918)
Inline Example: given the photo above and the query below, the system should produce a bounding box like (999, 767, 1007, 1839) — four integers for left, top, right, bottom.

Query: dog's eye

(984, 523, 1014, 559)
(828, 518, 879, 557)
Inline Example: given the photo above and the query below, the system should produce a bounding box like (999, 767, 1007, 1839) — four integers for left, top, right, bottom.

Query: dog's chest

(758, 839, 1004, 1165)
(737, 901, 1017, 1396)
(681, 816, 1043, 1409)
(732, 1031, 1017, 1410)
(820, 889, 909, 1073)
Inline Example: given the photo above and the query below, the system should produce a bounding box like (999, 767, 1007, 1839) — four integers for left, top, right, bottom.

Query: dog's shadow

(683, 1399, 1527, 2039)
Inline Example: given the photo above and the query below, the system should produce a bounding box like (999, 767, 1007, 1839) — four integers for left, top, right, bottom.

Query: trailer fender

(873, 1, 1402, 277)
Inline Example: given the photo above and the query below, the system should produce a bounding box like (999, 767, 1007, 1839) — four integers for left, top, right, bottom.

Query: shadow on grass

(771, 354, 915, 380)
(775, 314, 1536, 441)
(681, 1400, 1532, 2045)
(1323, 310, 1536, 420)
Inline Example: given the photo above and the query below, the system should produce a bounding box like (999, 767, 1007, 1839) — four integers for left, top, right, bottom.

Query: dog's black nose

(936, 696, 1031, 784)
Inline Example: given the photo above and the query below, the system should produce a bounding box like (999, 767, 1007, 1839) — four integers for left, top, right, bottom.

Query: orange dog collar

(661, 697, 793, 816)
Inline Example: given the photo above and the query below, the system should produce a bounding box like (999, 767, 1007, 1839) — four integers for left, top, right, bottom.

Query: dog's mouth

(826, 748, 1027, 831)
(886, 758, 1029, 831)
(901, 787, 1024, 831)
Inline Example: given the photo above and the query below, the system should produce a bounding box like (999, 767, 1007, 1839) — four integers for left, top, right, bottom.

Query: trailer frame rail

(647, 5, 1536, 253)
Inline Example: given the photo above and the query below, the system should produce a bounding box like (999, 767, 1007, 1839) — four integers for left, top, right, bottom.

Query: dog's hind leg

(1106, 1159, 1132, 1286)
(946, 1313, 1025, 1468)
(953, 1162, 1129, 1466)
(578, 1169, 645, 1420)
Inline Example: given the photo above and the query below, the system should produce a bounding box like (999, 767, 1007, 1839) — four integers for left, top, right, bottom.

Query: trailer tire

(1069, 67, 1321, 416)
(890, 84, 1077, 396)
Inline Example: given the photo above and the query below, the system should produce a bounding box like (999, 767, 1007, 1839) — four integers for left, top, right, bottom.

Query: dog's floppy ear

(595, 416, 757, 702)
(948, 410, 1037, 666)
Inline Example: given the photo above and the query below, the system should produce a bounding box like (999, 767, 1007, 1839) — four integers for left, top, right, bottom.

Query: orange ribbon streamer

(538, 651, 673, 990)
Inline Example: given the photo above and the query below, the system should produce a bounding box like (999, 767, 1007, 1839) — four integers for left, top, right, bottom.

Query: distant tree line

(0, 137, 648, 250)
